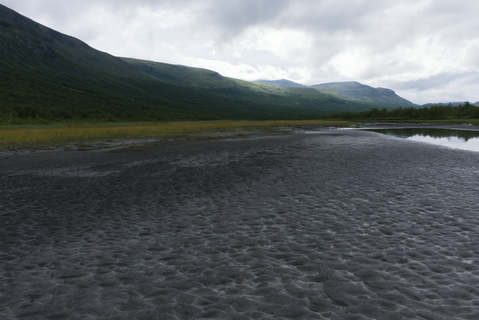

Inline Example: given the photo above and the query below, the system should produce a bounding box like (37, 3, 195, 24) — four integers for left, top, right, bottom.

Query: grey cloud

(387, 71, 479, 92)
(198, 0, 291, 41)
(285, 0, 393, 33)
(4, 0, 194, 24)
(201, 0, 394, 42)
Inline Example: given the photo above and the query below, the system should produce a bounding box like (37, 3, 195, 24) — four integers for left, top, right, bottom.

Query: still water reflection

(367, 128, 479, 152)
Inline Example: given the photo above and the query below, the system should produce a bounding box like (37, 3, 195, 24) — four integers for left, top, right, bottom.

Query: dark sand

(1, 128, 479, 319)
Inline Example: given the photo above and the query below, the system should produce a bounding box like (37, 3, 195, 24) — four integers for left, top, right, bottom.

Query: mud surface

(1, 128, 479, 319)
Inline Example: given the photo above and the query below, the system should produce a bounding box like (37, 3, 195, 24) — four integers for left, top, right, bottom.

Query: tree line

(331, 102, 479, 120)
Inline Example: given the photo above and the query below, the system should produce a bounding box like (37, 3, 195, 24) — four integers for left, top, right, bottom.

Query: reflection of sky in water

(407, 135, 479, 152)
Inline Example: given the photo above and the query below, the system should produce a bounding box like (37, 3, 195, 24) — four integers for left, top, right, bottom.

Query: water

(366, 128, 479, 152)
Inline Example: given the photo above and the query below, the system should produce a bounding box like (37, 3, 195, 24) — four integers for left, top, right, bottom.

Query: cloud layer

(4, 0, 479, 104)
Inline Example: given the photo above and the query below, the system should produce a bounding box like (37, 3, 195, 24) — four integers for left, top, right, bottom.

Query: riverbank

(0, 120, 352, 154)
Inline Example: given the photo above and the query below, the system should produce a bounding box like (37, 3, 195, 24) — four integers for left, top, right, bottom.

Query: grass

(0, 120, 353, 150)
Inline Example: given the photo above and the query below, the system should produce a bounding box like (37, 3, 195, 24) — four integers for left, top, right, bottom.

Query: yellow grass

(0, 120, 352, 150)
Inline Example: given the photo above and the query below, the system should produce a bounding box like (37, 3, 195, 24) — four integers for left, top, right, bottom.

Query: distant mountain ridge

(0, 4, 417, 123)
(121, 58, 339, 103)
(311, 81, 417, 107)
(254, 80, 416, 107)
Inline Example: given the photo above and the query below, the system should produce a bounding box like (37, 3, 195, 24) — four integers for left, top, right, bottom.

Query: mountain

(254, 79, 307, 88)
(122, 58, 379, 116)
(0, 4, 405, 123)
(311, 81, 416, 108)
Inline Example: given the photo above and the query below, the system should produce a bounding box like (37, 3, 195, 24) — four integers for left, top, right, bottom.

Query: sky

(3, 0, 479, 104)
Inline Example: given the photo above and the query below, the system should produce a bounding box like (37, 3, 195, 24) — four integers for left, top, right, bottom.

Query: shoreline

(358, 122, 479, 131)
(0, 126, 329, 157)
(3, 122, 479, 157)
(0, 120, 351, 156)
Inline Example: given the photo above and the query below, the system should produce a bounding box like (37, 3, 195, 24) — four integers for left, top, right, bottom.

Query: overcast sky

(3, 0, 479, 104)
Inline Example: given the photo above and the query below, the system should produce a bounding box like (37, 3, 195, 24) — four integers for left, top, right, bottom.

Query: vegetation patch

(0, 120, 352, 150)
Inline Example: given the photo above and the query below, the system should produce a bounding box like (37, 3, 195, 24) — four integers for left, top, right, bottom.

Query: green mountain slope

(311, 81, 416, 107)
(254, 79, 307, 88)
(121, 58, 230, 88)
(0, 4, 396, 123)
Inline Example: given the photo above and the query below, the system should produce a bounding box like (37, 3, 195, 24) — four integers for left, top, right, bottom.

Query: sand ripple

(1, 129, 479, 319)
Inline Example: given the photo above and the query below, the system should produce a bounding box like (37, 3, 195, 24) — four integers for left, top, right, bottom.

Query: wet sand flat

(1, 128, 479, 319)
